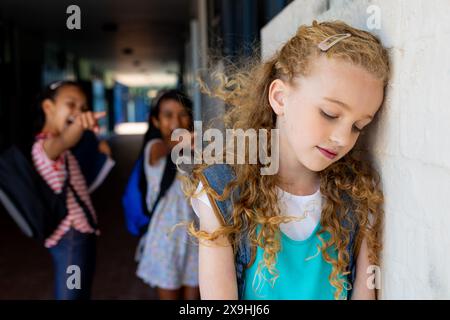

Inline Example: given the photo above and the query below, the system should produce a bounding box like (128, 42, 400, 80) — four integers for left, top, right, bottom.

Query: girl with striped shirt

(32, 80, 104, 300)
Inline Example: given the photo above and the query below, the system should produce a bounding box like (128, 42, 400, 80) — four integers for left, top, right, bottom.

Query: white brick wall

(261, 0, 450, 299)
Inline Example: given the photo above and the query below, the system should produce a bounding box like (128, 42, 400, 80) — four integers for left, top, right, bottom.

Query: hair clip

(49, 81, 63, 90)
(318, 33, 351, 52)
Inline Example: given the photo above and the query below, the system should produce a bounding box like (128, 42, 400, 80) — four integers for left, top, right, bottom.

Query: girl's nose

(330, 125, 352, 147)
(170, 117, 181, 130)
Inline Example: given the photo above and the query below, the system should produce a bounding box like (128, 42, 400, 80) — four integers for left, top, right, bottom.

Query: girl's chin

(297, 156, 329, 172)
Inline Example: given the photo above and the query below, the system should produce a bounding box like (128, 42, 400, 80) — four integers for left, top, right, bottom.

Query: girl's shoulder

(191, 180, 213, 217)
(31, 135, 66, 166)
(144, 138, 165, 156)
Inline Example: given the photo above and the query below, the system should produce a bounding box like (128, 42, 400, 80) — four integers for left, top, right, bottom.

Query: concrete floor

(0, 134, 157, 299)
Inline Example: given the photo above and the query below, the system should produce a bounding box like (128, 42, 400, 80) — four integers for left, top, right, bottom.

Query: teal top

(243, 223, 347, 300)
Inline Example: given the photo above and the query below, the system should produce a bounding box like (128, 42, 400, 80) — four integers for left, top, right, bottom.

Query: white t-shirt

(190, 181, 322, 241)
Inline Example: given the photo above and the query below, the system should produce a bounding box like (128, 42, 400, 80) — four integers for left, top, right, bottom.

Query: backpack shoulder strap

(147, 153, 177, 216)
(64, 155, 98, 231)
(138, 140, 178, 235)
(199, 164, 236, 224)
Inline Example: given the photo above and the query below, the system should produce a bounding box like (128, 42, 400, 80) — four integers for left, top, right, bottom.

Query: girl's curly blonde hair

(182, 20, 390, 299)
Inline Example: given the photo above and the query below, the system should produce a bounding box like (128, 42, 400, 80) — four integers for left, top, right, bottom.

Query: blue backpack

(122, 155, 147, 236)
(200, 163, 359, 299)
(122, 147, 177, 236)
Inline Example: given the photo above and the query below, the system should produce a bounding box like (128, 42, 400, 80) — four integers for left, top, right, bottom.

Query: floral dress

(136, 139, 199, 289)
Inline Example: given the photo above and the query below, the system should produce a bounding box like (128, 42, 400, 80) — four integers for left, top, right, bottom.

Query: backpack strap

(200, 164, 236, 223)
(64, 155, 98, 231)
(138, 142, 178, 235)
(153, 153, 177, 211)
(199, 164, 251, 299)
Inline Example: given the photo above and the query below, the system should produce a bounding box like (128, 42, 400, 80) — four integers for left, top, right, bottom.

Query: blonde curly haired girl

(183, 20, 390, 300)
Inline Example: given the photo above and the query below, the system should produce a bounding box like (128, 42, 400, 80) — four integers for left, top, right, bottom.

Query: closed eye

(320, 110, 338, 120)
(66, 101, 76, 109)
(321, 110, 364, 133)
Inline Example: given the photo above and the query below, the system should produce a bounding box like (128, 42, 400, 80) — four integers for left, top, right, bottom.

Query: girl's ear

(268, 79, 287, 116)
(151, 116, 160, 129)
(41, 98, 54, 115)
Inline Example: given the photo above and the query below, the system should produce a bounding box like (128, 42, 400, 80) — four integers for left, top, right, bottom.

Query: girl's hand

(72, 111, 106, 133)
(44, 111, 106, 161)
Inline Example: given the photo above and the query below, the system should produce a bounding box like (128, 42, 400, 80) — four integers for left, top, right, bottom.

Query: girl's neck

(40, 122, 58, 136)
(276, 130, 320, 197)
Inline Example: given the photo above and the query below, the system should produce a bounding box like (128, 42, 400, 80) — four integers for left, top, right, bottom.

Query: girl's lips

(317, 146, 337, 159)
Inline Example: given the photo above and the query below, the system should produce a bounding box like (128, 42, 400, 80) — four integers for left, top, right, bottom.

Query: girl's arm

(194, 199, 238, 300)
(350, 237, 376, 300)
(149, 131, 194, 166)
(43, 112, 105, 160)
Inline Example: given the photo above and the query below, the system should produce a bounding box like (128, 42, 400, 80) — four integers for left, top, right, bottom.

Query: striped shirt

(31, 134, 98, 248)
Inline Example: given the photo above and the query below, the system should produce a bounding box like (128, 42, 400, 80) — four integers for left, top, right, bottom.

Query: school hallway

(0, 134, 157, 299)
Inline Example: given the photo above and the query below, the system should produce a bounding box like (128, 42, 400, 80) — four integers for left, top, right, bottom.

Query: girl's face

(152, 99, 192, 142)
(269, 56, 384, 172)
(42, 85, 88, 134)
